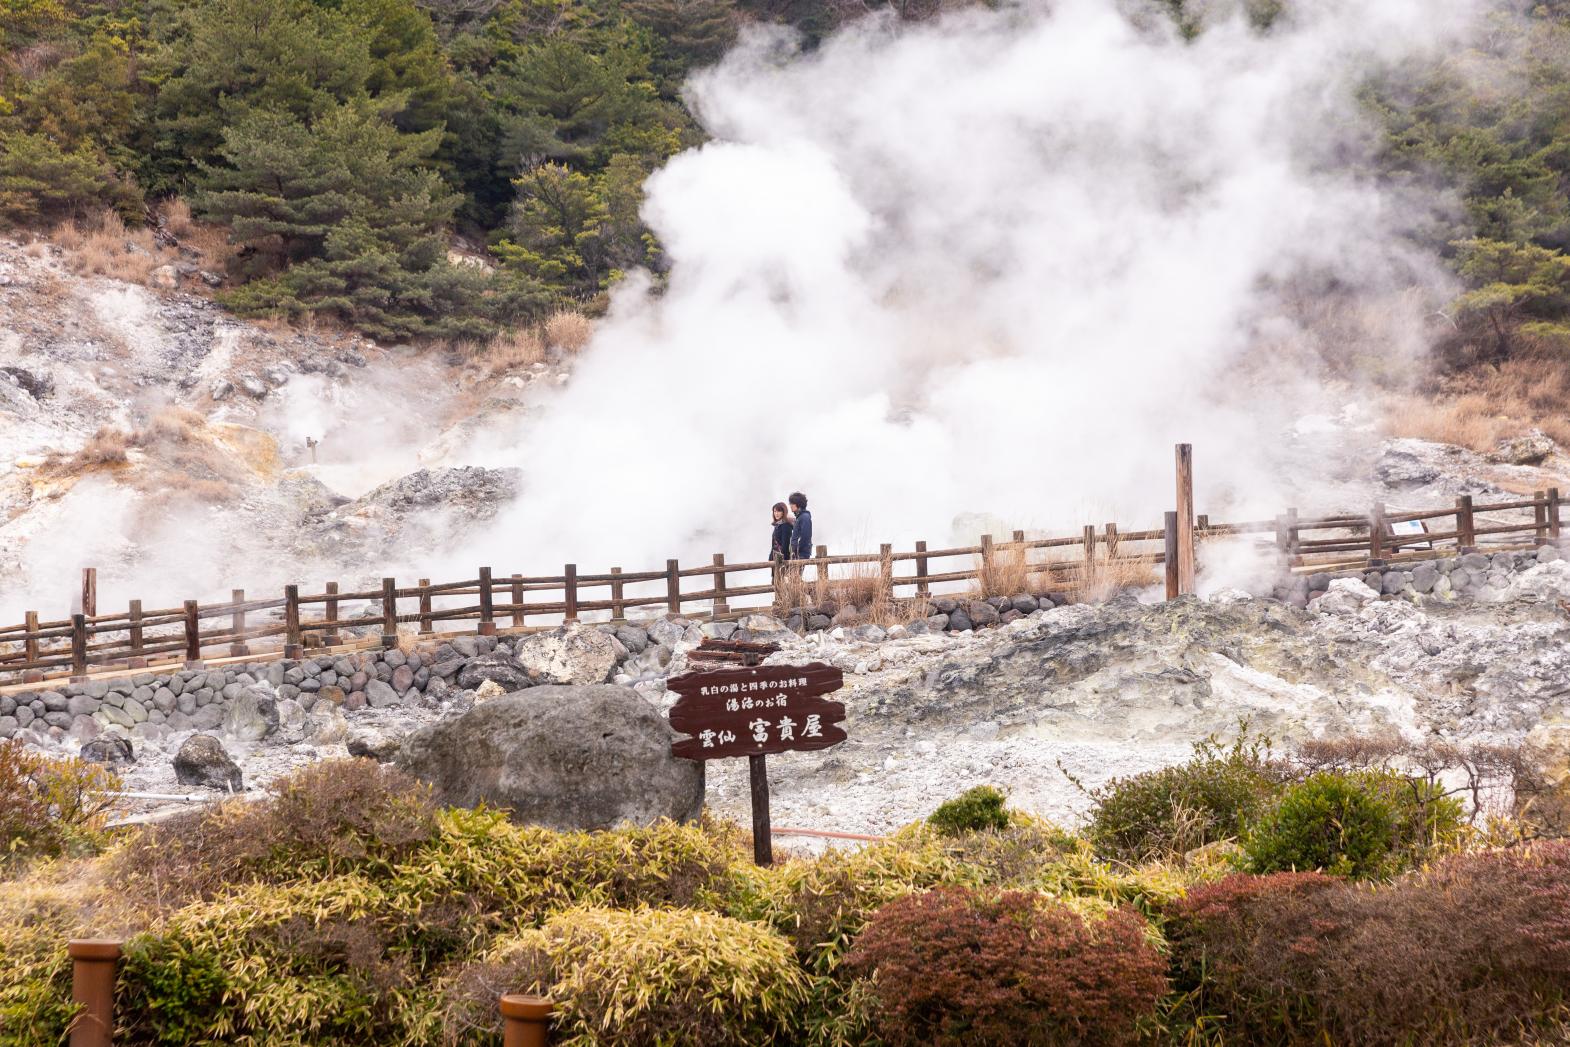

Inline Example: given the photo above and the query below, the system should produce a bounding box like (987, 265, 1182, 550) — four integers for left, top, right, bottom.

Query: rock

(925, 614, 950, 631)
(70, 715, 100, 740)
(1491, 429, 1556, 466)
(1411, 563, 1439, 594)
(852, 624, 888, 643)
(238, 373, 268, 399)
(1000, 609, 1022, 623)
(805, 614, 831, 632)
(391, 665, 415, 692)
(365, 680, 400, 708)
(173, 734, 243, 792)
(740, 614, 787, 634)
(456, 651, 534, 691)
(967, 601, 1000, 627)
(1309, 577, 1380, 614)
(647, 619, 686, 648)
(209, 378, 234, 401)
(398, 686, 704, 830)
(615, 626, 649, 654)
(1381, 572, 1408, 596)
(95, 705, 133, 729)
(1460, 552, 1491, 573)
(347, 727, 404, 762)
(949, 609, 973, 631)
(701, 621, 738, 640)
(511, 625, 620, 686)
(1538, 545, 1564, 563)
(80, 736, 134, 766)
(221, 690, 278, 742)
(149, 264, 178, 290)
(67, 694, 100, 717)
(473, 679, 507, 703)
(306, 706, 349, 745)
(1374, 440, 1443, 488)
(1009, 594, 1039, 614)
(275, 698, 306, 728)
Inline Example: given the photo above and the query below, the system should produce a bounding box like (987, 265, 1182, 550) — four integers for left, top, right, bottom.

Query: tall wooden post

(324, 582, 342, 646)
(815, 545, 829, 589)
(610, 568, 624, 621)
(666, 559, 681, 615)
(1164, 511, 1180, 600)
(67, 939, 122, 1047)
(980, 534, 994, 589)
(1370, 503, 1386, 563)
(915, 541, 930, 598)
(1104, 522, 1119, 560)
(511, 574, 525, 628)
(1457, 495, 1476, 551)
(1535, 490, 1549, 544)
(24, 610, 39, 667)
(476, 567, 495, 636)
(879, 543, 894, 602)
(1549, 488, 1562, 541)
(711, 554, 728, 616)
(80, 567, 97, 619)
(126, 601, 144, 668)
(1175, 443, 1196, 595)
(382, 577, 400, 646)
(182, 600, 201, 669)
(229, 589, 249, 657)
(1082, 524, 1097, 593)
(70, 614, 88, 680)
(563, 564, 579, 623)
(284, 585, 302, 659)
(749, 754, 772, 866)
(417, 580, 436, 640)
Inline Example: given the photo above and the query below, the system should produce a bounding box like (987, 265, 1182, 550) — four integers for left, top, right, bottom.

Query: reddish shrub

(844, 887, 1166, 1046)
(1162, 848, 1570, 1045)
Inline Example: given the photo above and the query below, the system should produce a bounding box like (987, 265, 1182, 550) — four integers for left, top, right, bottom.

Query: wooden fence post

(980, 534, 995, 588)
(666, 559, 681, 615)
(382, 577, 400, 646)
(230, 589, 249, 657)
(564, 564, 579, 623)
(1535, 490, 1549, 544)
(915, 541, 930, 598)
(1286, 508, 1299, 557)
(1549, 488, 1562, 541)
(24, 609, 39, 668)
(1370, 503, 1386, 563)
(498, 994, 555, 1047)
(67, 939, 122, 1047)
(126, 601, 144, 668)
(81, 567, 96, 619)
(711, 554, 728, 616)
(1104, 523, 1119, 560)
(1196, 514, 1209, 533)
(182, 600, 201, 669)
(610, 568, 624, 621)
(1082, 525, 1097, 593)
(417, 579, 434, 636)
(1175, 443, 1196, 595)
(70, 614, 88, 680)
(815, 545, 829, 589)
(284, 585, 302, 659)
(324, 582, 342, 647)
(879, 543, 894, 602)
(1457, 495, 1476, 551)
(476, 568, 495, 635)
(1164, 512, 1180, 600)
(511, 574, 525, 628)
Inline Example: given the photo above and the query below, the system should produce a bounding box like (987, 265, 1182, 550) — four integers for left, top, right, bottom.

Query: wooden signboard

(668, 661, 846, 865)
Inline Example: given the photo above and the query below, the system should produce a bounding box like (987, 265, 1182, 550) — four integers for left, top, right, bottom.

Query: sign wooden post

(667, 661, 847, 866)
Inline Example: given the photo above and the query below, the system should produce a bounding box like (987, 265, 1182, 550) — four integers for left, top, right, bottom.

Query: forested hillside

(0, 0, 1567, 359)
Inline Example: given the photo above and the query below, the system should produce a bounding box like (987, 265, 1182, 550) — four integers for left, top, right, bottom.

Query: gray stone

(275, 698, 306, 728)
(925, 614, 950, 631)
(1364, 571, 1384, 590)
(615, 626, 649, 654)
(347, 726, 404, 762)
(1538, 545, 1564, 563)
(350, 671, 369, 691)
(333, 656, 355, 677)
(151, 687, 177, 714)
(1450, 568, 1472, 590)
(67, 694, 100, 717)
(365, 680, 400, 708)
(104, 692, 126, 709)
(450, 636, 480, 658)
(95, 705, 132, 729)
(0, 716, 15, 738)
(306, 706, 349, 745)
(431, 656, 466, 679)
(1411, 563, 1439, 594)
(81, 736, 134, 766)
(42, 711, 72, 729)
(646, 619, 685, 648)
(1492, 552, 1515, 572)
(391, 665, 415, 692)
(40, 691, 68, 712)
(968, 601, 1001, 627)
(805, 614, 831, 632)
(85, 680, 109, 699)
(220, 682, 242, 701)
(1461, 552, 1491, 573)
(1381, 572, 1409, 595)
(193, 687, 215, 706)
(1009, 594, 1039, 614)
(132, 722, 170, 745)
(511, 625, 620, 686)
(414, 667, 430, 688)
(384, 648, 407, 669)
(1307, 574, 1331, 593)
(398, 686, 704, 830)
(221, 690, 278, 742)
(852, 624, 888, 643)
(276, 684, 300, 702)
(0, 696, 12, 716)
(165, 711, 192, 732)
(132, 672, 155, 687)
(131, 685, 154, 706)
(949, 609, 974, 631)
(70, 714, 100, 740)
(267, 663, 286, 687)
(283, 667, 305, 686)
(188, 705, 223, 730)
(299, 677, 322, 693)
(344, 691, 367, 711)
(123, 698, 148, 723)
(173, 734, 243, 792)
(374, 662, 392, 682)
(456, 652, 534, 691)
(301, 660, 322, 678)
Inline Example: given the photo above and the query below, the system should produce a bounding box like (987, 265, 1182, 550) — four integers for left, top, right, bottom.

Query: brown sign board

(668, 662, 846, 760)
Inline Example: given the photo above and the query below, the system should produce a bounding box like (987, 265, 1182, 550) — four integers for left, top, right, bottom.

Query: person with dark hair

(788, 492, 812, 560)
(770, 502, 793, 564)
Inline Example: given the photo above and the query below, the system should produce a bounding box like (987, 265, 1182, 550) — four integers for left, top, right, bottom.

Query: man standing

(788, 492, 812, 561)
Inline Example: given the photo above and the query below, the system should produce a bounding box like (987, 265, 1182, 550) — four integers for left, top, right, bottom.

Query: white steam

(461, 0, 1470, 574)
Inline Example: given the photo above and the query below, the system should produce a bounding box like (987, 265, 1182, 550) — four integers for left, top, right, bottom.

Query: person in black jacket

(770, 502, 793, 564)
(788, 492, 812, 560)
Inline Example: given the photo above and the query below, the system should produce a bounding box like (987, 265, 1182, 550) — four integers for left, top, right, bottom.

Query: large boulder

(510, 625, 619, 686)
(173, 734, 243, 792)
(397, 686, 703, 830)
(221, 689, 279, 742)
(456, 651, 535, 691)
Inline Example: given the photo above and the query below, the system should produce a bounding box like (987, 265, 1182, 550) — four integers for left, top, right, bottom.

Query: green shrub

(1081, 730, 1289, 860)
(0, 131, 134, 226)
(844, 886, 1167, 1047)
(928, 785, 1011, 836)
(0, 739, 120, 866)
(0, 886, 89, 1046)
(441, 907, 811, 1046)
(1244, 771, 1465, 879)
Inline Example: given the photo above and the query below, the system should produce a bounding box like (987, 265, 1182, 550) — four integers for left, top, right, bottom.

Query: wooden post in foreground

(80, 567, 97, 619)
(24, 610, 39, 668)
(382, 577, 400, 646)
(879, 543, 894, 603)
(1081, 525, 1096, 593)
(564, 564, 579, 623)
(499, 994, 555, 1047)
(1164, 511, 1180, 600)
(182, 600, 201, 669)
(511, 574, 525, 628)
(284, 585, 302, 660)
(229, 589, 249, 657)
(1535, 490, 1549, 545)
(1175, 443, 1196, 595)
(1370, 503, 1386, 564)
(749, 754, 773, 866)
(324, 582, 342, 646)
(915, 541, 930, 598)
(610, 568, 624, 621)
(70, 614, 88, 680)
(1457, 495, 1476, 551)
(67, 939, 122, 1047)
(126, 601, 144, 668)
(666, 559, 681, 615)
(417, 580, 434, 636)
(1549, 488, 1562, 541)
(477, 568, 495, 636)
(711, 554, 728, 617)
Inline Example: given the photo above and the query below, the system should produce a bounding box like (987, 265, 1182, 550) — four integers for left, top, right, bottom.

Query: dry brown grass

(141, 406, 205, 445)
(1085, 554, 1163, 602)
(1387, 354, 1570, 452)
(974, 542, 1036, 599)
(544, 309, 593, 353)
(51, 206, 234, 290)
(161, 197, 196, 239)
(485, 327, 547, 372)
(43, 427, 131, 476)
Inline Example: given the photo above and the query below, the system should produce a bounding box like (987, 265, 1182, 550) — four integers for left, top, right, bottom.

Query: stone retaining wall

(1272, 544, 1566, 607)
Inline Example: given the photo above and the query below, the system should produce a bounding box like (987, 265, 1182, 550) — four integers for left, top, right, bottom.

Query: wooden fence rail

(1, 482, 1561, 689)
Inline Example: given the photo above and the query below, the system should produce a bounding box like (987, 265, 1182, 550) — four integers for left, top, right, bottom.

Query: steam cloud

(460, 0, 1473, 575)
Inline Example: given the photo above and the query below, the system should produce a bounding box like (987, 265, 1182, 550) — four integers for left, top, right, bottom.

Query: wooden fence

(1, 479, 1561, 690)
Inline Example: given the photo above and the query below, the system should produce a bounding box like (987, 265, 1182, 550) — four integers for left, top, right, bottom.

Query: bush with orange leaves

(844, 886, 1166, 1046)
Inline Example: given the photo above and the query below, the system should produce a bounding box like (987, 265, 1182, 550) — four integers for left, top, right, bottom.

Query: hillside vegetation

(1, 0, 1569, 362)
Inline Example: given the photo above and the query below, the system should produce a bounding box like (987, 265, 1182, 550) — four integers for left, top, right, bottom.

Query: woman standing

(770, 502, 794, 565)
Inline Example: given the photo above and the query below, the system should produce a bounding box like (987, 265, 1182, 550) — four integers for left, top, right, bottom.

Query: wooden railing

(1, 480, 1561, 689)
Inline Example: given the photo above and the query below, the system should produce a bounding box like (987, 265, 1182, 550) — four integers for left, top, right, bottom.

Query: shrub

(1244, 770, 1464, 879)
(543, 308, 593, 352)
(441, 907, 810, 1046)
(0, 739, 120, 866)
(844, 887, 1166, 1047)
(0, 886, 92, 1046)
(1082, 729, 1289, 860)
(1163, 846, 1570, 1045)
(929, 785, 1011, 836)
